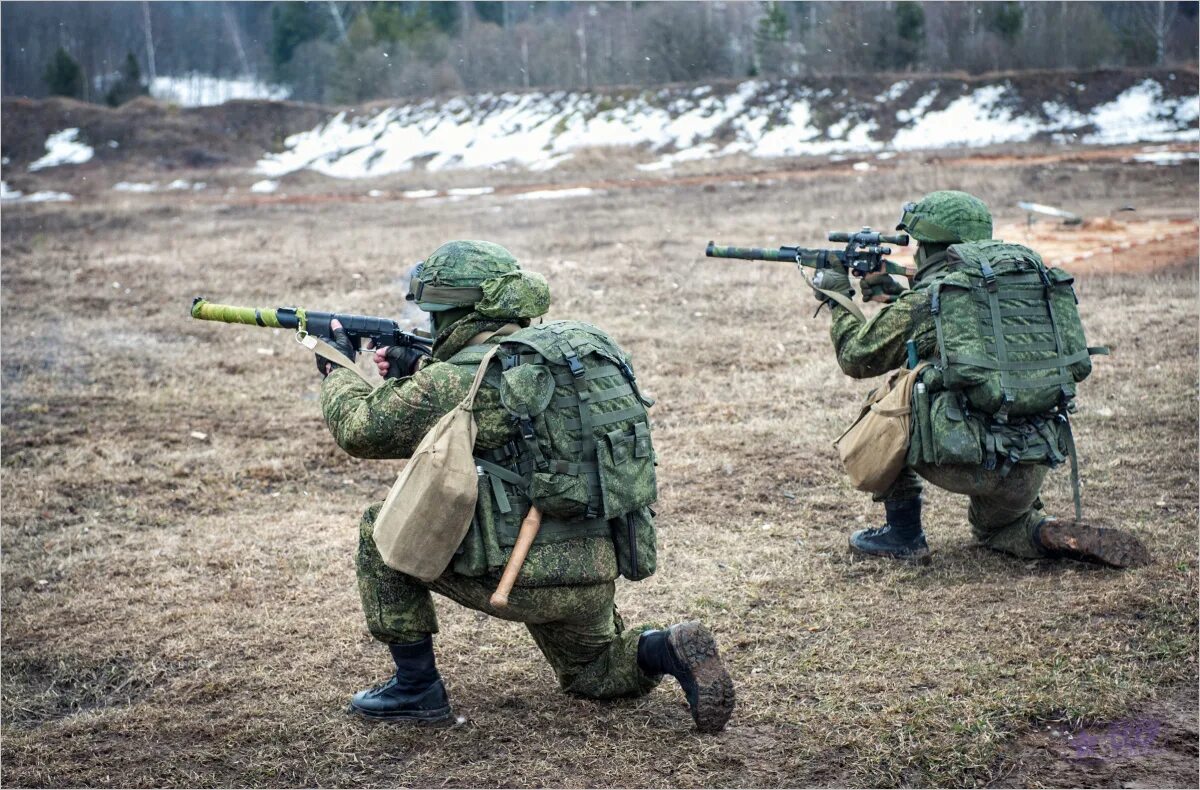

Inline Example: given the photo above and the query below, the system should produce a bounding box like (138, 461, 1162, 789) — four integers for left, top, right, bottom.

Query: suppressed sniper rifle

(705, 228, 916, 317)
(189, 297, 432, 364)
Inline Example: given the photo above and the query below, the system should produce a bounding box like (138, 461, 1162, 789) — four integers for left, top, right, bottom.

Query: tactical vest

(460, 320, 659, 580)
(910, 240, 1107, 518)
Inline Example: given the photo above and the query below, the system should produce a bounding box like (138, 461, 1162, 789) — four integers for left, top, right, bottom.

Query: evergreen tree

(43, 47, 84, 99)
(986, 2, 1023, 45)
(105, 52, 149, 107)
(270, 1, 331, 79)
(893, 1, 925, 71)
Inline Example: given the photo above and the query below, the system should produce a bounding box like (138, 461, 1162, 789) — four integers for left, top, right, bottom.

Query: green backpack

(914, 240, 1107, 519)
(926, 240, 1104, 420)
(472, 320, 658, 580)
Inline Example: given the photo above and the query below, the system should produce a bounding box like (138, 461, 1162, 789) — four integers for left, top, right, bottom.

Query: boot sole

(348, 702, 455, 725)
(848, 541, 932, 565)
(1038, 520, 1151, 569)
(667, 622, 735, 734)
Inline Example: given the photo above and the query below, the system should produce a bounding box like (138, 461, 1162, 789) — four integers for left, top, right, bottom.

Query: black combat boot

(349, 636, 453, 723)
(637, 622, 735, 733)
(849, 497, 931, 563)
(1034, 519, 1151, 569)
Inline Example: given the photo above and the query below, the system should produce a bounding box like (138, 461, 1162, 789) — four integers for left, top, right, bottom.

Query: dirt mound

(1, 95, 333, 171)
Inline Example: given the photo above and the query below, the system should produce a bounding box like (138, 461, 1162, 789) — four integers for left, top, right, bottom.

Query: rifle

(705, 228, 915, 279)
(189, 297, 432, 360)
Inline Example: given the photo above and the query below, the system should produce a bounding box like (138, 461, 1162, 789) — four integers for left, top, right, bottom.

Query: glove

(375, 344, 430, 380)
(315, 322, 356, 377)
(811, 264, 853, 304)
(860, 272, 907, 304)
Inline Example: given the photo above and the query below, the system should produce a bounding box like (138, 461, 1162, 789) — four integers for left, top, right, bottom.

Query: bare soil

(1, 146, 1197, 788)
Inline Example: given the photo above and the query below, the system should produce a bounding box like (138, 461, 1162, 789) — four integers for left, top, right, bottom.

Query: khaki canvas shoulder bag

(373, 344, 501, 582)
(834, 363, 929, 494)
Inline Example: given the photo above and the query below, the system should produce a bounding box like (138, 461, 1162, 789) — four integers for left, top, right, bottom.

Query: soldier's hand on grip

(860, 272, 906, 304)
(316, 320, 357, 377)
(375, 345, 430, 379)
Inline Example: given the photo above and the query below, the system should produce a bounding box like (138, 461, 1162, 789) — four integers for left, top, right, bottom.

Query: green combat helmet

(896, 190, 993, 244)
(406, 240, 550, 320)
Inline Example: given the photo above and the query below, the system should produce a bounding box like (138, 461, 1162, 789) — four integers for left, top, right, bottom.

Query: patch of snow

(896, 90, 938, 123)
(22, 191, 74, 203)
(1, 181, 22, 200)
(894, 86, 1039, 149)
(528, 153, 574, 172)
(403, 189, 438, 199)
(1130, 150, 1200, 165)
(151, 73, 290, 107)
(637, 143, 717, 171)
(876, 80, 910, 103)
(113, 181, 159, 192)
(108, 140, 120, 148)
(254, 77, 1200, 177)
(852, 161, 872, 172)
(368, 189, 385, 197)
(515, 187, 597, 200)
(29, 128, 94, 171)
(1083, 79, 1200, 144)
(2, 156, 10, 166)
(446, 186, 494, 196)
(250, 179, 279, 193)
(167, 179, 205, 190)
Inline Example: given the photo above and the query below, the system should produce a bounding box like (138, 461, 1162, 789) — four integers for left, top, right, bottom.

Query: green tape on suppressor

(191, 300, 284, 328)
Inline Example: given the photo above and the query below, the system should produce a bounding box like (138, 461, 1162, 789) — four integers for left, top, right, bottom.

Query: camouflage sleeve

(320, 365, 467, 459)
(828, 289, 937, 378)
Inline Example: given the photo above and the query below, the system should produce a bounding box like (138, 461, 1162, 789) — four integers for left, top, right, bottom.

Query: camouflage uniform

(829, 287, 1049, 558)
(321, 247, 660, 700)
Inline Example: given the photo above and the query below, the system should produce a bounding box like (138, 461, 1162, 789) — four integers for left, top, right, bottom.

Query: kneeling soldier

(317, 240, 734, 732)
(810, 191, 1149, 568)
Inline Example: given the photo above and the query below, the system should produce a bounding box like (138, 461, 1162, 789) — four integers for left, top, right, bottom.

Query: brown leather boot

(1035, 519, 1151, 569)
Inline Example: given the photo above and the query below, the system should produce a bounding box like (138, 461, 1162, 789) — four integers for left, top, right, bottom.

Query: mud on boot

(349, 636, 454, 724)
(1035, 519, 1151, 569)
(849, 497, 931, 564)
(638, 622, 735, 733)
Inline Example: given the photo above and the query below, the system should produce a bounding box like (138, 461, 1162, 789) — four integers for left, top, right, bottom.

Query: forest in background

(2, 1, 1198, 106)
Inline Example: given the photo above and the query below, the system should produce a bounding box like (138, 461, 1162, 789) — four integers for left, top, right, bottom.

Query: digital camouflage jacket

(321, 312, 619, 587)
(829, 289, 938, 379)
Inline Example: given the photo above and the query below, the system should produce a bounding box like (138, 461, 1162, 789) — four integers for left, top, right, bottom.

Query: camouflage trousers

(355, 507, 661, 700)
(880, 463, 1050, 558)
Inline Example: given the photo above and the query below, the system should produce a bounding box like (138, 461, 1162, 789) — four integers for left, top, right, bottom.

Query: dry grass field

(2, 149, 1197, 787)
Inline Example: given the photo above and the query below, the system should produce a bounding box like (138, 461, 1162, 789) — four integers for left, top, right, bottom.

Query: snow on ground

(250, 179, 279, 194)
(151, 74, 290, 107)
(113, 181, 159, 192)
(29, 128, 94, 171)
(3, 180, 74, 203)
(1082, 79, 1200, 144)
(514, 187, 597, 200)
(257, 76, 1198, 179)
(21, 191, 74, 203)
(1130, 146, 1200, 165)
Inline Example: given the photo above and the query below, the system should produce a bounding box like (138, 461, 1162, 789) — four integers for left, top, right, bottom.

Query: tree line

(3, 1, 1196, 106)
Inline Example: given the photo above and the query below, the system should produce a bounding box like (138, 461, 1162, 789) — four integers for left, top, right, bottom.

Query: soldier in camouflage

(317, 240, 734, 732)
(811, 191, 1149, 568)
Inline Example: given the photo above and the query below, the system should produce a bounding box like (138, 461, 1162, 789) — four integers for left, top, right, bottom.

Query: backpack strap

(1057, 414, 1084, 522)
(556, 333, 604, 519)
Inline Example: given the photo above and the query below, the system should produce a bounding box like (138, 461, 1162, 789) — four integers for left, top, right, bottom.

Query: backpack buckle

(980, 262, 997, 292)
(566, 353, 585, 378)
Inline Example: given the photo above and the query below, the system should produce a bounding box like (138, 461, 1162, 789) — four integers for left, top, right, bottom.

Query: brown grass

(2, 150, 1197, 787)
